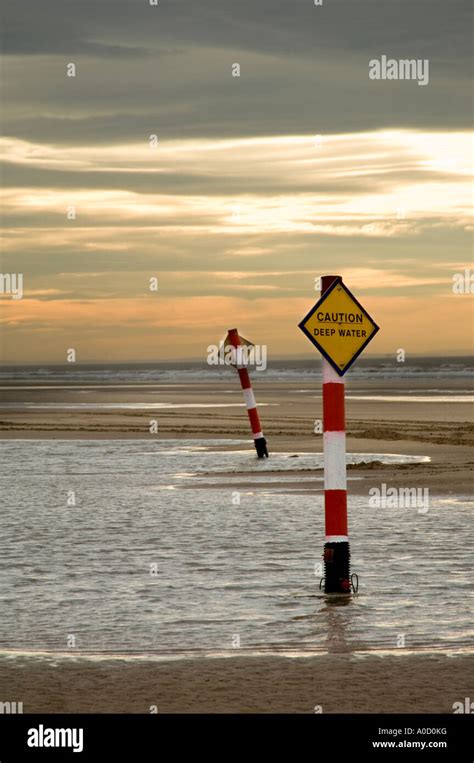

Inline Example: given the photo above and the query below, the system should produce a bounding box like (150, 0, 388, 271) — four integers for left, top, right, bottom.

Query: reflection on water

(0, 439, 471, 658)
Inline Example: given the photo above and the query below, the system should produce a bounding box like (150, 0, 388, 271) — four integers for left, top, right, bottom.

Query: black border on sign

(297, 277, 380, 376)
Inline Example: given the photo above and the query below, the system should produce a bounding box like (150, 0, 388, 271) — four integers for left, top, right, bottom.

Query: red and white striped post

(321, 275, 351, 593)
(227, 328, 268, 458)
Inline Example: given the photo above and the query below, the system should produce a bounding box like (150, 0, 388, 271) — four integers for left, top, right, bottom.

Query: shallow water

(0, 439, 472, 658)
(1, 396, 471, 408)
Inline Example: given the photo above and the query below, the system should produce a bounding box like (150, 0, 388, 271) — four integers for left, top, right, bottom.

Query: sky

(1, 0, 473, 363)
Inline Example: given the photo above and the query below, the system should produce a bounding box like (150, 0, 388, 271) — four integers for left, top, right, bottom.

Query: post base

(254, 437, 269, 458)
(323, 541, 351, 594)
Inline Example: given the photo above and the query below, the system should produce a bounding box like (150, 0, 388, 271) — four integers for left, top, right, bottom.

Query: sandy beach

(0, 371, 472, 713)
(1, 652, 472, 714)
(1, 377, 472, 497)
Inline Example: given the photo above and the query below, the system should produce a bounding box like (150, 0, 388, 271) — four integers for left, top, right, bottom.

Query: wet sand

(0, 653, 472, 714)
(1, 378, 472, 496)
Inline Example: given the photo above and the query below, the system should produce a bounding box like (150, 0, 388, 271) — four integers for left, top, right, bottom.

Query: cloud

(1, 131, 471, 238)
(3, 1, 471, 62)
(2, 1, 472, 145)
(1, 1, 472, 361)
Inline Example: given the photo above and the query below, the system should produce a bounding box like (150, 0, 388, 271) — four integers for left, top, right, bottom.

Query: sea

(0, 356, 472, 661)
(0, 355, 473, 384)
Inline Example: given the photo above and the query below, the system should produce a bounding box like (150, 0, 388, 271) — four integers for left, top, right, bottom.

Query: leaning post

(226, 328, 268, 458)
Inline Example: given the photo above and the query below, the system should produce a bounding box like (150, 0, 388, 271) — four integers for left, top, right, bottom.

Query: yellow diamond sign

(298, 278, 379, 376)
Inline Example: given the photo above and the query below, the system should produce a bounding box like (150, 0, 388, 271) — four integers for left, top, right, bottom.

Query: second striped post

(227, 328, 268, 458)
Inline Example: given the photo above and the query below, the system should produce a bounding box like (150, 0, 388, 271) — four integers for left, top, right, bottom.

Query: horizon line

(1, 353, 473, 368)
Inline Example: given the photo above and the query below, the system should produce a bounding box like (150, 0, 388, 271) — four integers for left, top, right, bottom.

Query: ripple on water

(0, 439, 471, 656)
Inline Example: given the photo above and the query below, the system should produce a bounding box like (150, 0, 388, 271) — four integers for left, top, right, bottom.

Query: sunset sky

(1, 0, 472, 363)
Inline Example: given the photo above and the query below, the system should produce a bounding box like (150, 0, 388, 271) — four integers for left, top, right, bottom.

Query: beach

(1, 375, 472, 497)
(0, 361, 472, 713)
(0, 652, 472, 714)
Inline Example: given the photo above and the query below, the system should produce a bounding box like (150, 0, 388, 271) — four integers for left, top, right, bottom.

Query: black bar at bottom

(0, 714, 472, 761)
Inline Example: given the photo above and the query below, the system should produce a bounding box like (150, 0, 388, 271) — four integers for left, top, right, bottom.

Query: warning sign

(298, 278, 379, 376)
(220, 331, 255, 367)
(223, 333, 254, 351)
